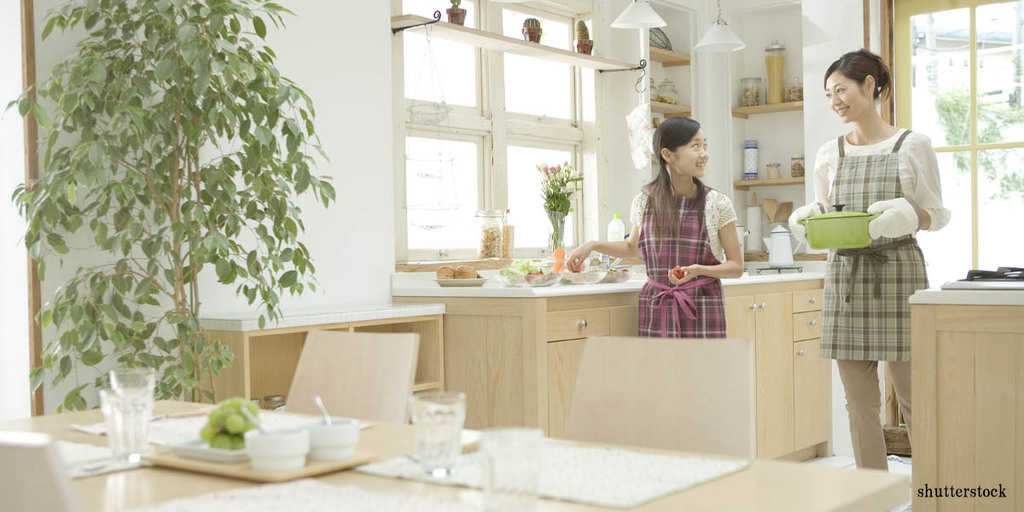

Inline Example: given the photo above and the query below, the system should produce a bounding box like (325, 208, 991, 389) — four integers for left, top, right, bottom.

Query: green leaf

(90, 61, 106, 83)
(41, 309, 54, 327)
(18, 98, 31, 116)
(32, 103, 52, 130)
(253, 16, 267, 38)
(255, 126, 272, 146)
(88, 144, 102, 166)
(155, 59, 176, 81)
(279, 270, 297, 287)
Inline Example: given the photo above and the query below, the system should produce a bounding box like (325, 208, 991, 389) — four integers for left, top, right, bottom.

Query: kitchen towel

(356, 440, 750, 509)
(128, 479, 481, 512)
(626, 103, 655, 170)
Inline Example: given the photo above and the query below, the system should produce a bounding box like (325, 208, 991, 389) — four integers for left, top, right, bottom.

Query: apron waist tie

(647, 277, 718, 337)
(836, 238, 917, 303)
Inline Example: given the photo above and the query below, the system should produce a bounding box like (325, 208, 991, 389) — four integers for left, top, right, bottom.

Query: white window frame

(392, 0, 591, 262)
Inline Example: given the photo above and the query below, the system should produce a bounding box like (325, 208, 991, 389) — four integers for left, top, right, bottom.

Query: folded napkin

(129, 479, 480, 512)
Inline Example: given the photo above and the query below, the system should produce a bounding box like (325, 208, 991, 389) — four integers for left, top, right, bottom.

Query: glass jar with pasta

(476, 210, 504, 259)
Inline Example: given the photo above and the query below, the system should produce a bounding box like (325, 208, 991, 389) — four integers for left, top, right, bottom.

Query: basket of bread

(435, 265, 487, 287)
(498, 259, 560, 287)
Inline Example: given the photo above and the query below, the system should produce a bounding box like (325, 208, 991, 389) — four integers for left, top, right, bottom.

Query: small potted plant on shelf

(446, 0, 466, 25)
(575, 20, 593, 55)
(522, 18, 542, 43)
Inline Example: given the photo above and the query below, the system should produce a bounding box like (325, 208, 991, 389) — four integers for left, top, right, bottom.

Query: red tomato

(672, 266, 686, 279)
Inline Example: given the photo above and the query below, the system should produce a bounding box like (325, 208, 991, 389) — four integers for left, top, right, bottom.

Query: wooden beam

(880, 0, 894, 124)
(864, 0, 871, 50)
(21, 0, 42, 416)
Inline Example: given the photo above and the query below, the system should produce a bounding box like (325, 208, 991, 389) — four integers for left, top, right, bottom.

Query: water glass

(109, 367, 156, 395)
(99, 388, 153, 463)
(481, 428, 543, 512)
(408, 391, 466, 477)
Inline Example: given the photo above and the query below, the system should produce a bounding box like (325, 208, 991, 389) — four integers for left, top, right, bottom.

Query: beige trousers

(836, 359, 912, 470)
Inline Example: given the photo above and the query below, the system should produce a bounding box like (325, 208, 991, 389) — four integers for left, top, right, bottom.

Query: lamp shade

(694, 21, 745, 52)
(611, 0, 667, 29)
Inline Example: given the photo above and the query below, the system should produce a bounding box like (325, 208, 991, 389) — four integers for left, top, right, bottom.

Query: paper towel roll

(746, 206, 763, 252)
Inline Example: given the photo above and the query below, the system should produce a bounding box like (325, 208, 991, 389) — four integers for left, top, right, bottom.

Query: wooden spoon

(763, 198, 778, 222)
(777, 202, 793, 223)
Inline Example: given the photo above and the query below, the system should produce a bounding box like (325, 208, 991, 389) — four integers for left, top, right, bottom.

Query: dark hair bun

(824, 49, 892, 101)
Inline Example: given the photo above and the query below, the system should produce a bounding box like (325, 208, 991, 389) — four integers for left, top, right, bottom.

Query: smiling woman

(0, 0, 31, 421)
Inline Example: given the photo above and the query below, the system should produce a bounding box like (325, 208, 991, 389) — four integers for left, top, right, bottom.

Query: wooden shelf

(732, 101, 803, 119)
(392, 15, 638, 71)
(651, 101, 691, 118)
(648, 46, 691, 67)
(733, 177, 804, 190)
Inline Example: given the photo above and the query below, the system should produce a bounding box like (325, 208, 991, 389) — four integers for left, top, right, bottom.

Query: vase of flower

(546, 210, 567, 252)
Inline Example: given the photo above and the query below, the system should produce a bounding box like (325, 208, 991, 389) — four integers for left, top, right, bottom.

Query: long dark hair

(645, 117, 707, 237)
(824, 49, 892, 101)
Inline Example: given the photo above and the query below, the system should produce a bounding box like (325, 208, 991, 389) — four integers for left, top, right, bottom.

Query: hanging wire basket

(405, 150, 455, 180)
(405, 202, 461, 231)
(407, 101, 453, 125)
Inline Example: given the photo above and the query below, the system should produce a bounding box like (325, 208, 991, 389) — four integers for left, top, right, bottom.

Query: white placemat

(71, 411, 370, 446)
(55, 440, 147, 478)
(129, 479, 479, 512)
(357, 441, 750, 509)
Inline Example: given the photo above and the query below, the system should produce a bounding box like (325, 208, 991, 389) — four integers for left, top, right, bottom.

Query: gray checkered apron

(820, 131, 929, 361)
(638, 193, 726, 338)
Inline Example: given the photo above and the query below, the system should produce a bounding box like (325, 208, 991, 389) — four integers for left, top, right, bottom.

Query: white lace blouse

(630, 189, 738, 263)
(813, 129, 950, 230)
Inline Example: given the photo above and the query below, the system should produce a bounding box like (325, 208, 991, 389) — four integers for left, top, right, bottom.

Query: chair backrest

(287, 330, 420, 423)
(565, 336, 756, 458)
(0, 431, 82, 512)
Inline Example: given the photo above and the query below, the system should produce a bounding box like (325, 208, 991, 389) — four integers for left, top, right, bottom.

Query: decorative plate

(435, 277, 487, 287)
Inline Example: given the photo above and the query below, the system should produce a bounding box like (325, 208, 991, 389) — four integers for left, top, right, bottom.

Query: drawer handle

(758, 302, 766, 310)
(810, 319, 817, 326)
(577, 319, 588, 329)
(809, 297, 817, 305)
(749, 304, 757, 311)
(797, 349, 805, 357)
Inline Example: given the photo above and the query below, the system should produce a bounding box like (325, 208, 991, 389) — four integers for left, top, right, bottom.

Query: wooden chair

(286, 330, 420, 423)
(564, 336, 756, 458)
(0, 431, 81, 512)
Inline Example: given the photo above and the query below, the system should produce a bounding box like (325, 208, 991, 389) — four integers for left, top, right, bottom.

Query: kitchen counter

(391, 269, 826, 298)
(910, 287, 1024, 306)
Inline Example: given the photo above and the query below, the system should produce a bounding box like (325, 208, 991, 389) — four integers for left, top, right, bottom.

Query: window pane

(976, 2, 1024, 144)
(403, 0, 477, 107)
(911, 9, 970, 147)
(507, 146, 575, 249)
(916, 151, 971, 285)
(977, 147, 1024, 270)
(405, 136, 479, 250)
(502, 10, 572, 119)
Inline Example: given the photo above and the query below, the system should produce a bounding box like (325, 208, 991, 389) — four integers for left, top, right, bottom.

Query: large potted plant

(12, 0, 335, 409)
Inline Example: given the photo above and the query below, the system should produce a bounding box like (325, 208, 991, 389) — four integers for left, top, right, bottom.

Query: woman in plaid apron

(567, 117, 743, 338)
(789, 50, 949, 470)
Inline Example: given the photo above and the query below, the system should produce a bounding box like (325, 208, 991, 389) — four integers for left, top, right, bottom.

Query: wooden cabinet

(724, 280, 829, 460)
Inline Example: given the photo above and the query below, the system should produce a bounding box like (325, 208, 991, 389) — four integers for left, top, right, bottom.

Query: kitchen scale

(940, 267, 1024, 290)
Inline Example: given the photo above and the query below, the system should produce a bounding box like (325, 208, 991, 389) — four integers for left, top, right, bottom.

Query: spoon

(314, 395, 333, 427)
(609, 257, 623, 269)
(240, 406, 269, 434)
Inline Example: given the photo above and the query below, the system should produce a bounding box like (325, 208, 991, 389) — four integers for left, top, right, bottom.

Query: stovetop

(940, 267, 1024, 290)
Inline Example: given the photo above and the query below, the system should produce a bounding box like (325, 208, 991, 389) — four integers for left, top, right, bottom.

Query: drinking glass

(408, 391, 466, 477)
(109, 367, 156, 395)
(481, 428, 543, 512)
(99, 388, 153, 463)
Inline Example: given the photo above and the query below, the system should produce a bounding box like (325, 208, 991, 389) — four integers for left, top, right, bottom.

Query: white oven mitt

(788, 202, 824, 244)
(867, 198, 919, 239)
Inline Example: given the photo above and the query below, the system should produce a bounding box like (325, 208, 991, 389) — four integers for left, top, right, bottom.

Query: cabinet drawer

(793, 311, 822, 341)
(792, 290, 823, 313)
(547, 308, 611, 341)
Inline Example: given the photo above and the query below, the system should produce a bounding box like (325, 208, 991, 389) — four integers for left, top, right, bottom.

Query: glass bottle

(791, 155, 805, 178)
(740, 77, 761, 107)
(501, 208, 515, 259)
(476, 209, 504, 259)
(785, 76, 803, 102)
(765, 41, 786, 104)
(656, 79, 678, 105)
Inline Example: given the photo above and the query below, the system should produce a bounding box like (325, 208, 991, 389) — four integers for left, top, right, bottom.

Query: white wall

(1, 1, 31, 421)
(31, 0, 396, 411)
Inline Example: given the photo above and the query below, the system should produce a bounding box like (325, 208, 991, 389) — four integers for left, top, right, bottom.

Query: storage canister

(791, 156, 805, 178)
(765, 41, 786, 104)
(740, 77, 761, 107)
(744, 140, 759, 179)
(476, 209, 504, 259)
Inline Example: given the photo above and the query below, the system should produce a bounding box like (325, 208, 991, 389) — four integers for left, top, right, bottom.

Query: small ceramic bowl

(303, 417, 360, 461)
(244, 428, 310, 471)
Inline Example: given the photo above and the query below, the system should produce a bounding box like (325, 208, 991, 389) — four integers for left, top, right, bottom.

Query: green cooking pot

(797, 207, 880, 250)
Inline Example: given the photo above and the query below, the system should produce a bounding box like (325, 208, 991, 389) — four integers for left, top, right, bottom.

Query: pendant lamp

(611, 0, 666, 29)
(694, 0, 745, 53)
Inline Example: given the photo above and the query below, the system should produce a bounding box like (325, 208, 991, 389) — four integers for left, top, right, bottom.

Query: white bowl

(244, 428, 310, 471)
(303, 417, 360, 461)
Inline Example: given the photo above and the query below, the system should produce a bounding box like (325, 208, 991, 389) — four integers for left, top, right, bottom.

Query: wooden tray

(143, 447, 377, 483)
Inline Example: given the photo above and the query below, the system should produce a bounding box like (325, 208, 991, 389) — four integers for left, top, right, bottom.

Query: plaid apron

(638, 194, 726, 338)
(821, 131, 929, 361)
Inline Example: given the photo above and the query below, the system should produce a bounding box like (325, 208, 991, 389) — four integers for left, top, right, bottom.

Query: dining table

(0, 400, 909, 511)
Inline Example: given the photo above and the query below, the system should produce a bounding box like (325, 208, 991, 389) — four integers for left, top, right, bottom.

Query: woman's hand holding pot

(867, 198, 918, 239)
(788, 202, 825, 244)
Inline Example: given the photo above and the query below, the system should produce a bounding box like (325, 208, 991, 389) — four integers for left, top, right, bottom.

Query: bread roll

(455, 265, 477, 279)
(436, 266, 456, 279)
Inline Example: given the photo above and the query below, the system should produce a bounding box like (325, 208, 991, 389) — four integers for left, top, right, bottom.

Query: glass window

(403, 0, 477, 107)
(507, 145, 575, 249)
(910, 9, 970, 147)
(502, 10, 573, 119)
(977, 147, 1024, 271)
(405, 136, 479, 251)
(915, 152, 971, 285)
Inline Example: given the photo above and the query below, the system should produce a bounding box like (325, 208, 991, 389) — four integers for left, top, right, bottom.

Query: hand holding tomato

(669, 266, 687, 285)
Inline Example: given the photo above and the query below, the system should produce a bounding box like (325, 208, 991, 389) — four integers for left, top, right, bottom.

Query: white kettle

(762, 225, 797, 267)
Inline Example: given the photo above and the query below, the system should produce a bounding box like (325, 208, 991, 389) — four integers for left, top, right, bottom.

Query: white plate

(435, 277, 487, 287)
(170, 438, 249, 463)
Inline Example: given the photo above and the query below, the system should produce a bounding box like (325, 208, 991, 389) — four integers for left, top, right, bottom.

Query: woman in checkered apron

(567, 117, 743, 338)
(789, 50, 950, 470)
